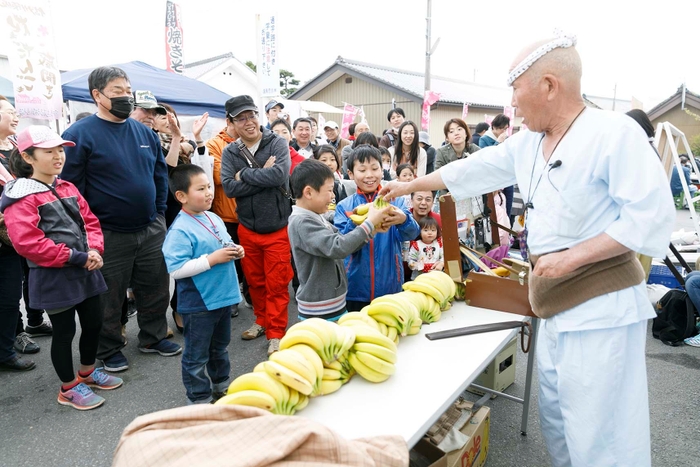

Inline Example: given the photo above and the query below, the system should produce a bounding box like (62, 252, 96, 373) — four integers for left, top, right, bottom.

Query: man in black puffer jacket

(221, 95, 293, 356)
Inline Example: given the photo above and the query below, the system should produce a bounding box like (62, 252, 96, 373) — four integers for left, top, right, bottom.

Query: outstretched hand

(377, 181, 411, 202)
(192, 112, 209, 139)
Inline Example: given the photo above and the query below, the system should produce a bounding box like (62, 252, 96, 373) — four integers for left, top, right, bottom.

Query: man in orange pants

(220, 95, 293, 356)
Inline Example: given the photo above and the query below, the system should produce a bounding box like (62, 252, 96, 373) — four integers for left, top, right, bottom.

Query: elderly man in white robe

(380, 35, 674, 467)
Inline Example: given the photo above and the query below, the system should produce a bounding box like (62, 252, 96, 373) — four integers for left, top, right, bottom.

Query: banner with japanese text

(256, 13, 280, 97)
(340, 103, 358, 139)
(0, 0, 63, 120)
(462, 103, 469, 121)
(503, 106, 515, 136)
(165, 1, 184, 74)
(421, 90, 440, 131)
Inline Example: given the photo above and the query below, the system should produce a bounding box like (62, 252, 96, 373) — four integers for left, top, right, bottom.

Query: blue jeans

(0, 254, 22, 362)
(684, 271, 700, 309)
(181, 306, 231, 404)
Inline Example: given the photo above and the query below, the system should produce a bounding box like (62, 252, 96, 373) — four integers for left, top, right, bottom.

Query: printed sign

(421, 90, 441, 131)
(256, 13, 280, 97)
(503, 106, 515, 136)
(340, 103, 358, 140)
(462, 103, 469, 121)
(165, 1, 184, 74)
(0, 0, 63, 120)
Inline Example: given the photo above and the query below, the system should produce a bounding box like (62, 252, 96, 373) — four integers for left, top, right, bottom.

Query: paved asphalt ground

(1, 210, 699, 466)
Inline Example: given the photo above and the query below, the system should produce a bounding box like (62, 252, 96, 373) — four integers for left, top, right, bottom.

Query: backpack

(652, 290, 698, 346)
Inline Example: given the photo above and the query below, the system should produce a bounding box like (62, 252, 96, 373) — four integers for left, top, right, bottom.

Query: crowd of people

(0, 33, 684, 466)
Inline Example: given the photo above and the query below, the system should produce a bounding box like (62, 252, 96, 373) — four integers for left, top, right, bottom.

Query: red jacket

(0, 177, 107, 309)
(290, 146, 304, 174)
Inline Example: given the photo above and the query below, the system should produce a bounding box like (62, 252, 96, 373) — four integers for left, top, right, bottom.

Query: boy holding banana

(334, 146, 419, 311)
(288, 159, 389, 321)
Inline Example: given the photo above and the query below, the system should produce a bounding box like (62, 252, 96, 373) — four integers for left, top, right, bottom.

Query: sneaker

(139, 339, 182, 356)
(231, 304, 239, 318)
(25, 320, 53, 337)
(14, 332, 39, 354)
(102, 351, 129, 372)
(57, 383, 105, 411)
(78, 367, 123, 390)
(242, 323, 265, 340)
(126, 298, 137, 318)
(267, 338, 280, 356)
(0, 354, 36, 372)
(684, 335, 700, 347)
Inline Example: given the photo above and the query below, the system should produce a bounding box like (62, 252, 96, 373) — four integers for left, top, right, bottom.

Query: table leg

(520, 317, 539, 436)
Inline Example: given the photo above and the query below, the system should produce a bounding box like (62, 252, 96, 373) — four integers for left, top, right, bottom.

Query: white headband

(507, 31, 577, 86)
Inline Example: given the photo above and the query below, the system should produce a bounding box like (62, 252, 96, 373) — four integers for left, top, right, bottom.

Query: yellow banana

(408, 322, 422, 335)
(348, 351, 391, 383)
(253, 362, 266, 373)
(338, 312, 380, 331)
(355, 203, 370, 215)
(355, 350, 396, 376)
(323, 368, 343, 380)
(214, 390, 276, 411)
(377, 321, 389, 336)
(400, 290, 430, 314)
(365, 307, 403, 334)
(288, 344, 324, 393)
(270, 349, 317, 391)
(319, 378, 343, 395)
(367, 298, 409, 326)
(227, 372, 287, 403)
(418, 274, 452, 304)
(403, 281, 446, 305)
(424, 270, 457, 299)
(283, 388, 300, 415)
(352, 325, 398, 353)
(324, 359, 344, 372)
(295, 393, 309, 411)
(350, 214, 368, 225)
(279, 329, 326, 359)
(386, 325, 398, 342)
(353, 342, 397, 364)
(334, 326, 356, 360)
(393, 334, 400, 345)
(262, 360, 314, 396)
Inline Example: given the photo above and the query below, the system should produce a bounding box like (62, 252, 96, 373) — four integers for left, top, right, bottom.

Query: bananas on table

(217, 271, 462, 413)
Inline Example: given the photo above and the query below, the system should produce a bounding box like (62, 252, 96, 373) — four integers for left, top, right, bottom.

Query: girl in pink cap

(0, 125, 123, 410)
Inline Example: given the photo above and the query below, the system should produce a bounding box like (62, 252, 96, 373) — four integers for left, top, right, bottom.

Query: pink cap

(17, 125, 76, 153)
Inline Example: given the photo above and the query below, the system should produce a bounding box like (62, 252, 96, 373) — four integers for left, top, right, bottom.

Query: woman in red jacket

(0, 126, 122, 411)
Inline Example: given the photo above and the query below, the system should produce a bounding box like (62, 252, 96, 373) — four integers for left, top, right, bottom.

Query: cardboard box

(413, 403, 490, 467)
(468, 337, 516, 399)
(446, 405, 490, 467)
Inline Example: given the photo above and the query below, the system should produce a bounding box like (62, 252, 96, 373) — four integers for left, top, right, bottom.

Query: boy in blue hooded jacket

(334, 146, 419, 311)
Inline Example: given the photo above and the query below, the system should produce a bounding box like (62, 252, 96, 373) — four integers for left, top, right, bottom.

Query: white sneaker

(684, 335, 700, 347)
(267, 338, 280, 356)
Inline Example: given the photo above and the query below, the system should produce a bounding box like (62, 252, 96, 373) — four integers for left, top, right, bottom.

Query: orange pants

(238, 224, 293, 339)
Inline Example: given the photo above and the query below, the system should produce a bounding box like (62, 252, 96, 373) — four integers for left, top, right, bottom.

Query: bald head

(510, 38, 582, 95)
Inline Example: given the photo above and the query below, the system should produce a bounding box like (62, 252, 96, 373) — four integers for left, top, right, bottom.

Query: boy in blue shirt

(162, 165, 244, 404)
(334, 146, 419, 311)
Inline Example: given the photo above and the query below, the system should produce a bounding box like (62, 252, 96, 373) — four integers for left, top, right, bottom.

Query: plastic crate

(647, 265, 683, 289)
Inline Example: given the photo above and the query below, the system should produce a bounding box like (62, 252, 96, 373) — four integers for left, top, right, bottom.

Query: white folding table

(299, 301, 538, 447)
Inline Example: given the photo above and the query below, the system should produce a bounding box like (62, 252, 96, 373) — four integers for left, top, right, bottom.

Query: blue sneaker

(79, 367, 123, 390)
(57, 383, 105, 411)
(102, 351, 129, 372)
(684, 335, 700, 347)
(138, 339, 182, 356)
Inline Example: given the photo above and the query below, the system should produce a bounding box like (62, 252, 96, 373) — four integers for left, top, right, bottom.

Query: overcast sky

(30, 0, 700, 110)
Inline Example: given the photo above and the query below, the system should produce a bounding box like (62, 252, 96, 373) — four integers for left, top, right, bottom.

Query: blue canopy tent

(60, 61, 232, 118)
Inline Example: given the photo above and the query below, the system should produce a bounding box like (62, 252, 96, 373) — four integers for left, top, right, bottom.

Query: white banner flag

(256, 13, 280, 97)
(1, 0, 63, 120)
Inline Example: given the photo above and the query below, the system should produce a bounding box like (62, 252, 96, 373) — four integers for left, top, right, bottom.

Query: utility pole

(612, 83, 617, 111)
(424, 0, 432, 92)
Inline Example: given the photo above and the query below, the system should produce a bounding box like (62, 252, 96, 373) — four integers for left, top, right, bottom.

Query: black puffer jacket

(221, 128, 292, 234)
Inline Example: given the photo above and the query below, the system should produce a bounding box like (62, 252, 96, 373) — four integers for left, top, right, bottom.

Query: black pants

(346, 300, 371, 312)
(224, 222, 251, 305)
(15, 257, 44, 335)
(0, 254, 22, 362)
(48, 295, 103, 383)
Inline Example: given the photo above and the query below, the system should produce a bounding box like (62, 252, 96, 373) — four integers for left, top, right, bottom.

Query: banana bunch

(392, 292, 423, 335)
(402, 270, 456, 311)
(216, 371, 309, 415)
(454, 281, 466, 301)
(279, 318, 355, 364)
(319, 355, 355, 395)
(337, 311, 381, 331)
(362, 295, 409, 338)
(340, 321, 398, 383)
(349, 195, 392, 225)
(259, 348, 318, 396)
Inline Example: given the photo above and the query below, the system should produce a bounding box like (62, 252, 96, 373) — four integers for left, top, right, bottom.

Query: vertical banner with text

(256, 13, 280, 97)
(503, 106, 515, 136)
(421, 91, 441, 131)
(340, 103, 358, 140)
(165, 1, 184, 74)
(0, 0, 63, 120)
(462, 103, 469, 121)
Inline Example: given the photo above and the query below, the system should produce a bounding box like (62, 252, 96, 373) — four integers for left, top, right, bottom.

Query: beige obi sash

(528, 251, 644, 319)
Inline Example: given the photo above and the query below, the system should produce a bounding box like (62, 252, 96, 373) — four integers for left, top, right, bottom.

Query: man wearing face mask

(61, 67, 180, 374)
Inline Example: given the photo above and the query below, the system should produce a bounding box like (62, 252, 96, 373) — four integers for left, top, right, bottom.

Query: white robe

(441, 108, 675, 466)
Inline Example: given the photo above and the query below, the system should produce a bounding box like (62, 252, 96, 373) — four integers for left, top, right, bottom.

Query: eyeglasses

(233, 112, 259, 123)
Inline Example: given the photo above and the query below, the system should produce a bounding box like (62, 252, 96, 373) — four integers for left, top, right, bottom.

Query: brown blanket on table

(112, 405, 409, 467)
(529, 250, 644, 319)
